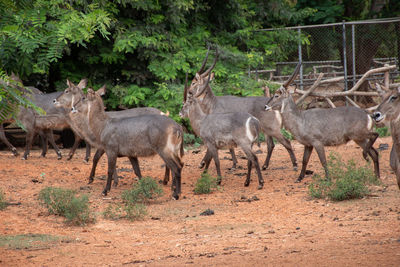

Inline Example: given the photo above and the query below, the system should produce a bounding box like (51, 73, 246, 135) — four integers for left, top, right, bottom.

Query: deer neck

(188, 102, 206, 135)
(85, 101, 109, 143)
(280, 96, 302, 133)
(197, 85, 216, 114)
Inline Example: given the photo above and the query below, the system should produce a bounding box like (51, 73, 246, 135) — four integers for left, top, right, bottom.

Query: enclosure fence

(253, 18, 400, 90)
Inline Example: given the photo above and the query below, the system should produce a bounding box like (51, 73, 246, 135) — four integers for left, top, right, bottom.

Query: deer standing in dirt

(54, 81, 171, 186)
(265, 76, 380, 182)
(70, 88, 183, 198)
(372, 86, 400, 189)
(185, 48, 297, 171)
(180, 75, 264, 189)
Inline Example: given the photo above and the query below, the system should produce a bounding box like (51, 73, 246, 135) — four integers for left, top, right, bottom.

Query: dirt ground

(0, 137, 400, 266)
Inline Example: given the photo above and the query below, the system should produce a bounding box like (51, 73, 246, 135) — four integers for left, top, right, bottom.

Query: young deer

(54, 81, 171, 186)
(180, 76, 264, 189)
(184, 48, 297, 171)
(71, 88, 184, 198)
(373, 87, 400, 189)
(265, 87, 380, 182)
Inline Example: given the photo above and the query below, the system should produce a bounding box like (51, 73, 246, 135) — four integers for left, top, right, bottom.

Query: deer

(53, 80, 171, 186)
(180, 74, 264, 189)
(265, 68, 380, 182)
(372, 86, 400, 189)
(184, 47, 298, 172)
(0, 75, 89, 160)
(70, 88, 184, 198)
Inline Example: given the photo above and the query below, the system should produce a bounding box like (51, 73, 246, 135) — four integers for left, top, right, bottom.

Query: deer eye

(389, 95, 398, 102)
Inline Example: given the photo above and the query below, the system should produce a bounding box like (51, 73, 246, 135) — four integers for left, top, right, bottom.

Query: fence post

(342, 21, 348, 93)
(351, 24, 356, 87)
(298, 27, 303, 90)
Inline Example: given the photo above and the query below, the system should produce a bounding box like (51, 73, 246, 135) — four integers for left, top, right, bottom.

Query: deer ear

(209, 72, 215, 81)
(397, 86, 400, 95)
(195, 73, 201, 81)
(77, 78, 88, 89)
(66, 79, 74, 87)
(96, 85, 106, 96)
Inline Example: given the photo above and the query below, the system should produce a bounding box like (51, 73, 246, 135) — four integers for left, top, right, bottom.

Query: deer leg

(23, 131, 35, 160)
(103, 153, 117, 196)
(88, 149, 105, 184)
(274, 135, 298, 171)
(67, 134, 81, 160)
(128, 156, 142, 179)
(229, 148, 238, 170)
(368, 147, 380, 179)
(0, 124, 19, 156)
(45, 130, 62, 160)
(297, 145, 314, 182)
(262, 136, 275, 170)
(208, 146, 222, 184)
(84, 143, 91, 163)
(203, 149, 213, 173)
(162, 166, 170, 185)
(314, 145, 329, 179)
(199, 149, 211, 168)
(245, 159, 252, 187)
(39, 132, 48, 157)
(157, 152, 182, 199)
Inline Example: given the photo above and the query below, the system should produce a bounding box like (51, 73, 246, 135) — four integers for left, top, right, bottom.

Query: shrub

(38, 187, 95, 225)
(122, 177, 164, 204)
(0, 189, 6, 210)
(118, 177, 163, 221)
(308, 153, 380, 201)
(376, 126, 390, 137)
(194, 173, 219, 195)
(184, 133, 203, 148)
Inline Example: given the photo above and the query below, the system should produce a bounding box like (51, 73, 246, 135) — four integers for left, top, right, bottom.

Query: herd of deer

(2, 48, 400, 200)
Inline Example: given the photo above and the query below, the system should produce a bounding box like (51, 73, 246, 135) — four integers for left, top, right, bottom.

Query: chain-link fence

(252, 18, 400, 91)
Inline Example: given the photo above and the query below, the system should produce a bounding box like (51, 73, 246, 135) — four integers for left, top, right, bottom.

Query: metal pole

(298, 28, 303, 90)
(351, 24, 356, 87)
(342, 21, 348, 93)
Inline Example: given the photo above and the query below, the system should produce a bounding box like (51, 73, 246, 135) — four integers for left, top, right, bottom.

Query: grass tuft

(194, 173, 219, 195)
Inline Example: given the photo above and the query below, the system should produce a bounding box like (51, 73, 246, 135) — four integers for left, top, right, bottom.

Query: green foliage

(38, 187, 94, 225)
(376, 126, 390, 137)
(0, 189, 6, 210)
(308, 153, 380, 201)
(184, 133, 202, 148)
(194, 173, 219, 195)
(281, 128, 293, 140)
(122, 177, 164, 204)
(102, 203, 124, 220)
(0, 234, 71, 250)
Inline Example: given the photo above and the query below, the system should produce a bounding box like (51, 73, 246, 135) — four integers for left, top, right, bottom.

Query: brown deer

(184, 48, 297, 171)
(70, 88, 183, 198)
(372, 86, 400, 189)
(180, 75, 264, 189)
(265, 78, 380, 182)
(54, 80, 171, 186)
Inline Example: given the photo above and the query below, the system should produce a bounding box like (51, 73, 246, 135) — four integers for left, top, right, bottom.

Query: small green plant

(376, 126, 390, 137)
(102, 204, 124, 220)
(308, 153, 380, 201)
(118, 177, 163, 221)
(38, 187, 95, 225)
(281, 128, 293, 140)
(194, 173, 219, 195)
(0, 189, 6, 210)
(0, 234, 71, 250)
(184, 133, 203, 148)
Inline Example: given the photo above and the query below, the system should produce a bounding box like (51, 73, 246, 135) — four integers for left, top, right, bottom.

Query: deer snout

(372, 111, 384, 122)
(71, 106, 78, 113)
(265, 104, 272, 111)
(53, 99, 59, 105)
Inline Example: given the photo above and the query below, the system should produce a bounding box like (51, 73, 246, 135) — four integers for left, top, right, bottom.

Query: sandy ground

(0, 137, 399, 266)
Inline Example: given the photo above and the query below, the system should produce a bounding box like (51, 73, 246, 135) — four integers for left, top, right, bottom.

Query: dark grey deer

(18, 79, 90, 161)
(54, 82, 171, 186)
(70, 88, 184, 198)
(185, 48, 297, 171)
(372, 86, 400, 189)
(265, 81, 380, 182)
(180, 78, 264, 189)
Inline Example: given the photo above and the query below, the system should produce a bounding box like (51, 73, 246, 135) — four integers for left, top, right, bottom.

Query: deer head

(265, 63, 301, 112)
(373, 86, 400, 124)
(184, 47, 218, 102)
(54, 78, 88, 108)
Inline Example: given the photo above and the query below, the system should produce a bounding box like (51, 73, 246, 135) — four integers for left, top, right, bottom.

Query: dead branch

(295, 73, 324, 105)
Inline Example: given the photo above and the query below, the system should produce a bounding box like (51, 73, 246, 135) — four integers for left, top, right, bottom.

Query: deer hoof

(102, 189, 108, 196)
(244, 181, 250, 187)
(198, 161, 205, 169)
(172, 193, 179, 200)
(67, 155, 73, 161)
(293, 166, 298, 171)
(12, 149, 19, 157)
(257, 184, 264, 190)
(295, 178, 303, 183)
(88, 179, 94, 184)
(262, 164, 268, 170)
